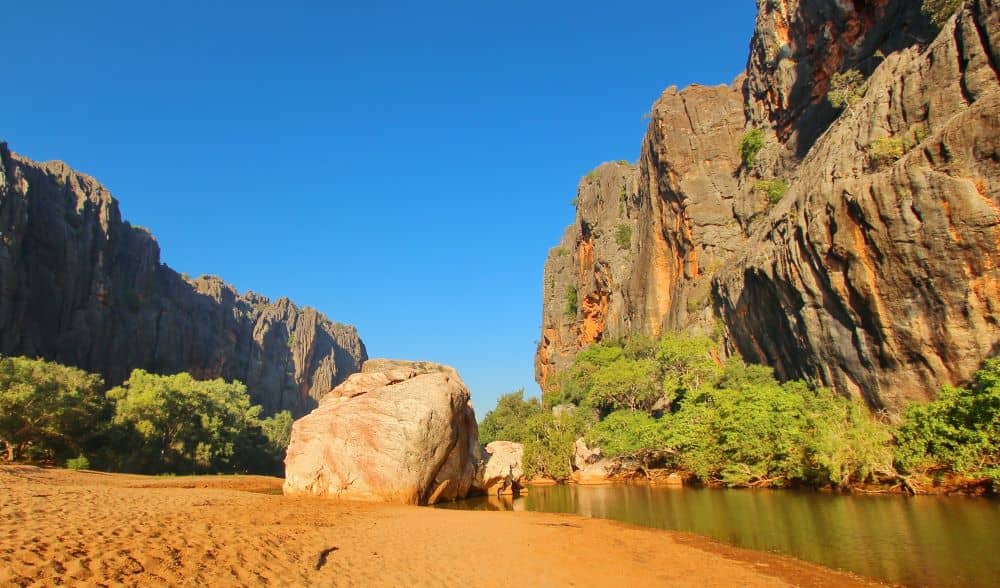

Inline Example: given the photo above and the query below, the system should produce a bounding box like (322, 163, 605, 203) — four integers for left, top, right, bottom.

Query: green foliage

(656, 334, 723, 408)
(666, 362, 808, 487)
(108, 370, 272, 474)
(801, 388, 894, 487)
(529, 334, 897, 489)
(0, 357, 107, 463)
(869, 136, 905, 167)
(895, 358, 1000, 481)
(827, 69, 865, 109)
(615, 223, 632, 249)
(739, 129, 765, 167)
(259, 410, 294, 470)
(587, 411, 666, 457)
(565, 285, 578, 318)
(753, 179, 789, 205)
(478, 389, 542, 445)
(589, 357, 662, 412)
(554, 246, 569, 257)
(584, 169, 600, 183)
(521, 410, 591, 479)
(287, 334, 297, 348)
(66, 455, 91, 470)
(923, 0, 963, 26)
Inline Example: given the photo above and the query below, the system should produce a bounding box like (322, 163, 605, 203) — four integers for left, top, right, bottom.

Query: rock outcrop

(0, 145, 366, 416)
(536, 1, 1000, 412)
(282, 360, 480, 505)
(476, 441, 525, 496)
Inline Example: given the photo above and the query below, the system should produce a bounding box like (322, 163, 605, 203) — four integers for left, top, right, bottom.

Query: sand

(0, 466, 884, 587)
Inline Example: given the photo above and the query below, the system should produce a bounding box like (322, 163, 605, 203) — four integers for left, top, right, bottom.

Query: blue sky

(3, 1, 755, 414)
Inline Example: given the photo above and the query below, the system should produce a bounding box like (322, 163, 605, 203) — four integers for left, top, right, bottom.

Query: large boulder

(282, 359, 480, 505)
(476, 441, 525, 496)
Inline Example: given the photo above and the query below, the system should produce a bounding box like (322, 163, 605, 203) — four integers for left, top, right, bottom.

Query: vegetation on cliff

(0, 356, 291, 475)
(488, 335, 999, 491)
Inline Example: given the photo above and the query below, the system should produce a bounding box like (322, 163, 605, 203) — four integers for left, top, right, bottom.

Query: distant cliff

(537, 0, 999, 412)
(0, 143, 366, 416)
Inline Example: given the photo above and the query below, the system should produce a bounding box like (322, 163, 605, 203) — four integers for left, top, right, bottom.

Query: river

(437, 485, 999, 587)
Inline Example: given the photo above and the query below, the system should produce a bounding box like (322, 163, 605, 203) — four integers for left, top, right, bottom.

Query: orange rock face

(538, 1, 1000, 412)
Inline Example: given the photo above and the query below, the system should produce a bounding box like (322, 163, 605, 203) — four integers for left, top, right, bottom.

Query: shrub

(868, 136, 905, 167)
(522, 410, 590, 480)
(0, 357, 107, 463)
(923, 0, 963, 27)
(753, 179, 789, 205)
(895, 358, 1000, 481)
(565, 286, 578, 318)
(739, 129, 765, 167)
(615, 224, 632, 249)
(479, 389, 543, 444)
(827, 69, 865, 109)
(108, 370, 267, 474)
(588, 357, 662, 413)
(587, 411, 667, 457)
(66, 456, 91, 470)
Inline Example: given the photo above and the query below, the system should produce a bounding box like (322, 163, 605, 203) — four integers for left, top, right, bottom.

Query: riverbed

(438, 484, 999, 587)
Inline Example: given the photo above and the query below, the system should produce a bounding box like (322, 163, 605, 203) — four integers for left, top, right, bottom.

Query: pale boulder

(283, 360, 480, 505)
(477, 441, 525, 496)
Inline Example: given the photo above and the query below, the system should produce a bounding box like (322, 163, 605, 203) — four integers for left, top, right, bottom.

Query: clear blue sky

(2, 1, 755, 414)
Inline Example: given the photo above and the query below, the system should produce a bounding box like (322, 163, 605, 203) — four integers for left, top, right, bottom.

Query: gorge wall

(0, 144, 366, 416)
(537, 0, 1000, 412)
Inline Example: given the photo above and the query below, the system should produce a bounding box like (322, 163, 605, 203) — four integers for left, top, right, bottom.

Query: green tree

(656, 334, 723, 409)
(586, 410, 667, 457)
(521, 410, 588, 480)
(257, 410, 294, 474)
(108, 370, 265, 474)
(801, 386, 894, 487)
(0, 357, 107, 463)
(895, 358, 1000, 481)
(589, 357, 661, 412)
(478, 389, 542, 444)
(666, 369, 808, 487)
(548, 342, 625, 407)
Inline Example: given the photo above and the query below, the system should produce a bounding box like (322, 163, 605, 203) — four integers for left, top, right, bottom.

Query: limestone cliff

(0, 144, 366, 416)
(537, 0, 1000, 412)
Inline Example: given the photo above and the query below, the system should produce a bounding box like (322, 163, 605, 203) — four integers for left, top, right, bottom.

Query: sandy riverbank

(0, 466, 883, 587)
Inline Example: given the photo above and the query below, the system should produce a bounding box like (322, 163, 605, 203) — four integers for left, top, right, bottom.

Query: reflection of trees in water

(515, 485, 1000, 588)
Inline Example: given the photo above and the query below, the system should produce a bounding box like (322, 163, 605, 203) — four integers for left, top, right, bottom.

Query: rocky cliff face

(537, 0, 1000, 412)
(0, 144, 366, 416)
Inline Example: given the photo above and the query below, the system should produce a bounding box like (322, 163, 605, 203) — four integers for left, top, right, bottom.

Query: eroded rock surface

(282, 360, 480, 505)
(0, 145, 366, 416)
(536, 1, 1000, 411)
(476, 441, 525, 496)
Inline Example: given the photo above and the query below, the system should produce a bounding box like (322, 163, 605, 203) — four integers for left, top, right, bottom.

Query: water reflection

(439, 485, 1000, 587)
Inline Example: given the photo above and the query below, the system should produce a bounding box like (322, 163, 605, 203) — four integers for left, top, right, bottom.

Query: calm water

(437, 485, 1000, 587)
